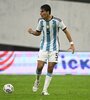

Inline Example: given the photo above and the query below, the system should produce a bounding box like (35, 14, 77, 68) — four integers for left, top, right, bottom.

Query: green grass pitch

(0, 75, 90, 100)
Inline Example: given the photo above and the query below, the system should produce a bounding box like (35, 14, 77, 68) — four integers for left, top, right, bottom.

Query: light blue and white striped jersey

(36, 16, 66, 51)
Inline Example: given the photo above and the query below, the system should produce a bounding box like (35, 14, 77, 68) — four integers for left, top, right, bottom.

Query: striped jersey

(36, 16, 66, 51)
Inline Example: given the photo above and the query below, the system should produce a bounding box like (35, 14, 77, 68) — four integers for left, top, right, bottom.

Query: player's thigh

(37, 60, 45, 69)
(48, 62, 57, 68)
(48, 62, 57, 73)
(48, 51, 59, 63)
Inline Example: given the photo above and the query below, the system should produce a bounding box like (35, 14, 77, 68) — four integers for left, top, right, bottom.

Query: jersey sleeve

(36, 19, 43, 32)
(59, 20, 67, 31)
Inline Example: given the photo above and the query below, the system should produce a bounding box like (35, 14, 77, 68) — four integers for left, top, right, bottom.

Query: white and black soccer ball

(3, 84, 14, 93)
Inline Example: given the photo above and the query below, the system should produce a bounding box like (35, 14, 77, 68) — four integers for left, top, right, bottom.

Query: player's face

(40, 9, 49, 19)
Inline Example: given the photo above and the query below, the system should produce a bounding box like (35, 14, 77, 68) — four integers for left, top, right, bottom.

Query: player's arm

(28, 18, 43, 36)
(28, 28, 41, 36)
(63, 28, 75, 54)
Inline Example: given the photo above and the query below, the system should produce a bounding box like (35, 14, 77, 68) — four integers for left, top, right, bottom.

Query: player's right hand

(28, 28, 33, 34)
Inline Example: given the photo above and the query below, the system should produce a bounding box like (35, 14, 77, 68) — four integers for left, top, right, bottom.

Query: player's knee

(37, 63, 44, 70)
(48, 66, 54, 73)
(48, 63, 56, 73)
(36, 64, 44, 74)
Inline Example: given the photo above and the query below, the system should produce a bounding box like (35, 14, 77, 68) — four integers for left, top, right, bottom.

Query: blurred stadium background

(0, 0, 90, 100)
(0, 0, 90, 51)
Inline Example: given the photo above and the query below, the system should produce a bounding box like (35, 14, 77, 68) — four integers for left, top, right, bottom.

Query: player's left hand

(68, 44, 75, 54)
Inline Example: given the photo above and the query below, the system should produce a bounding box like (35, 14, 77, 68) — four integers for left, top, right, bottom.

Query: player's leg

(33, 60, 45, 92)
(33, 50, 47, 92)
(36, 60, 45, 80)
(42, 51, 58, 95)
(42, 62, 56, 95)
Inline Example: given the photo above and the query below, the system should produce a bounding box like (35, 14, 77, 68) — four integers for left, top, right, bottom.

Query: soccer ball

(3, 84, 14, 93)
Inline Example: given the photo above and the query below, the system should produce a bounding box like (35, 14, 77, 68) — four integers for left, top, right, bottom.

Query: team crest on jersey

(46, 25, 50, 29)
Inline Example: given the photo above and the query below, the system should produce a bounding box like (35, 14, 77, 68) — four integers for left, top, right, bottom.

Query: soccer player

(28, 4, 75, 95)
